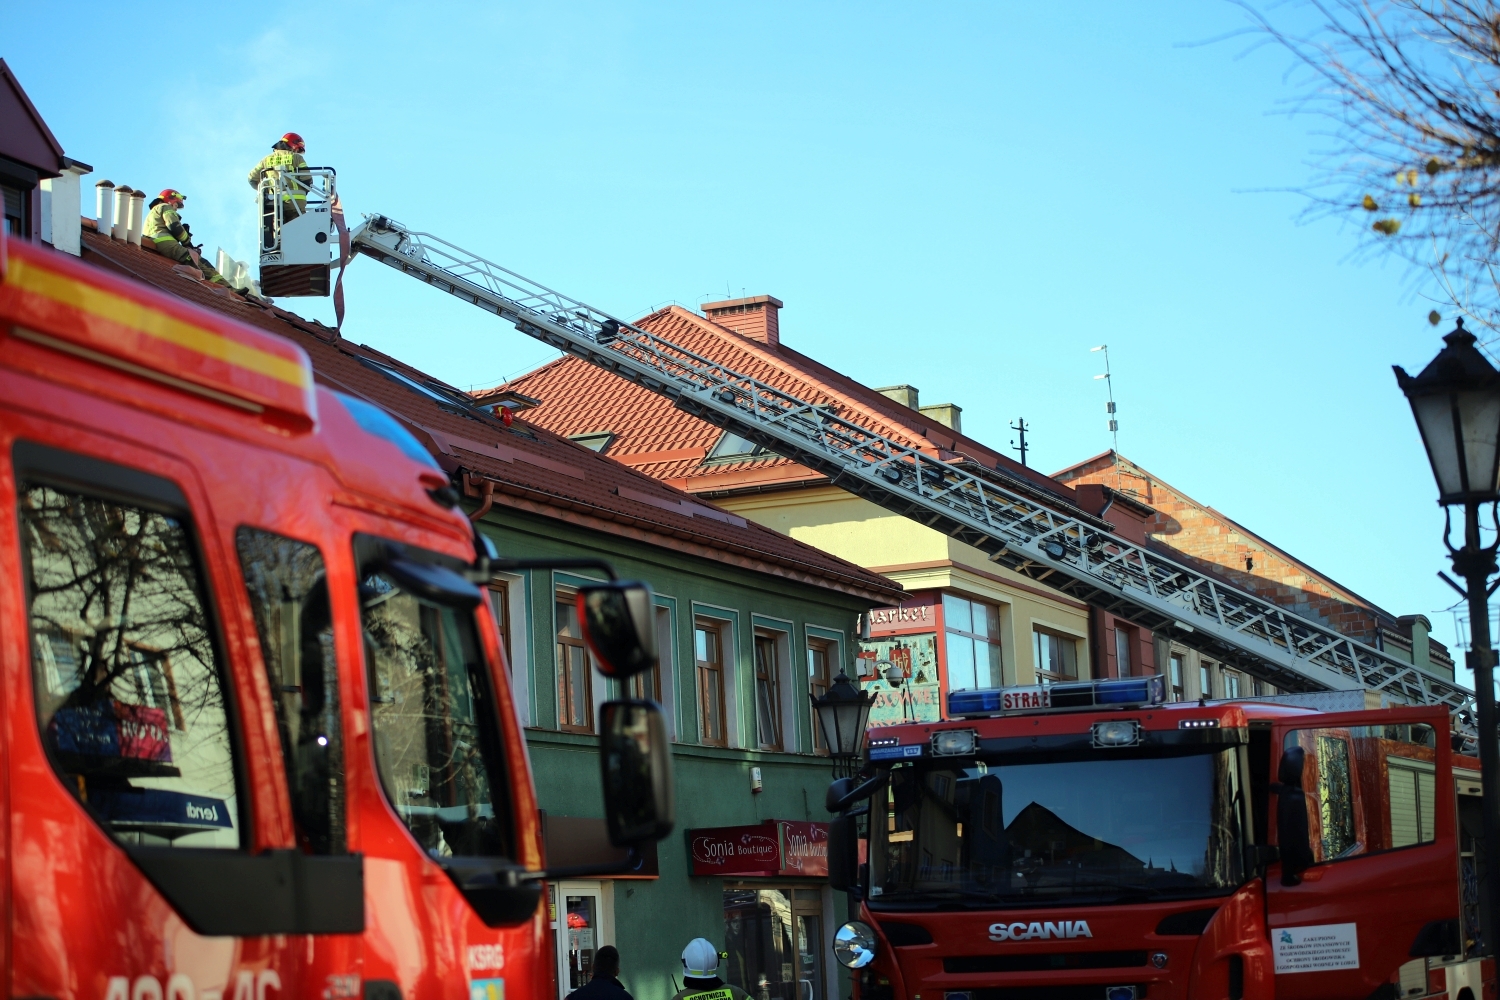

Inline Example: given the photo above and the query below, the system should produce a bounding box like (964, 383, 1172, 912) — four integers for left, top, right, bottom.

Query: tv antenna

(1091, 345, 1118, 453)
(1010, 418, 1030, 467)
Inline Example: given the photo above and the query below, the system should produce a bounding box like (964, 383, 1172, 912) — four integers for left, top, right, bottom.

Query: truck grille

(945, 951, 1149, 974)
(967, 988, 1147, 1000)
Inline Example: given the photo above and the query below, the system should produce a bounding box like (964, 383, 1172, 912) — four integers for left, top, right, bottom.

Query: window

(4, 182, 28, 237)
(556, 593, 593, 733)
(808, 639, 833, 753)
(568, 432, 615, 454)
(724, 887, 827, 1000)
(1200, 660, 1215, 699)
(1168, 653, 1186, 702)
(696, 620, 728, 746)
(237, 528, 345, 854)
(489, 581, 512, 678)
(22, 482, 241, 848)
(707, 430, 772, 463)
(944, 594, 1004, 690)
(754, 633, 784, 751)
(1113, 626, 1133, 677)
(1224, 670, 1241, 700)
(1282, 722, 1437, 863)
(629, 610, 663, 703)
(1032, 628, 1078, 682)
(359, 539, 513, 859)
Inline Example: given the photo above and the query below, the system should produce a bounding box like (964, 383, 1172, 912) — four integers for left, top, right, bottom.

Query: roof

(76, 226, 902, 604)
(503, 303, 1084, 510)
(0, 59, 65, 176)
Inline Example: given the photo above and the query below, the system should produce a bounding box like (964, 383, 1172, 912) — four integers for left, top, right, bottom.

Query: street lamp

(1395, 316, 1500, 955)
(810, 671, 875, 779)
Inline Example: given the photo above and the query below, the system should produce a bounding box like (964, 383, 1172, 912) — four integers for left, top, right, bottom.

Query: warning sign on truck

(1273, 922, 1360, 974)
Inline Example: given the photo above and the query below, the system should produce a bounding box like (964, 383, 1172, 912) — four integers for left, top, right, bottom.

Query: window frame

(1113, 625, 1133, 677)
(1168, 652, 1186, 702)
(753, 630, 785, 751)
(695, 618, 729, 747)
(943, 593, 1005, 690)
(1031, 626, 1079, 683)
(807, 637, 834, 754)
(556, 589, 594, 734)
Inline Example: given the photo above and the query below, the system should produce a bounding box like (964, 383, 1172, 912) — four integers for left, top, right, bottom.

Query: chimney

(40, 158, 92, 256)
(920, 403, 962, 433)
(95, 179, 114, 238)
(876, 385, 920, 410)
(703, 294, 783, 348)
(127, 188, 146, 245)
(111, 185, 132, 240)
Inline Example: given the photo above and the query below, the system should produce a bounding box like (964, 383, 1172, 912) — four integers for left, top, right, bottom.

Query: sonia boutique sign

(688, 820, 829, 878)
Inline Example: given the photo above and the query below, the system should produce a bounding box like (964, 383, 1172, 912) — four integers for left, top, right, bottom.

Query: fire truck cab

(826, 676, 1489, 1000)
(0, 232, 671, 1000)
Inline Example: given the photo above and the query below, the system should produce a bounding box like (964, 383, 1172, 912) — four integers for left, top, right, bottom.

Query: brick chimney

(703, 294, 783, 347)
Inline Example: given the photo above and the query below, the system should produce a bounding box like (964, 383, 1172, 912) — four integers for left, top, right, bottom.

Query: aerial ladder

(257, 167, 341, 298)
(347, 215, 1478, 727)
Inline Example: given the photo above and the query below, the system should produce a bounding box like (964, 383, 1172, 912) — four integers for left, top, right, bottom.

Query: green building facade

(469, 469, 900, 1000)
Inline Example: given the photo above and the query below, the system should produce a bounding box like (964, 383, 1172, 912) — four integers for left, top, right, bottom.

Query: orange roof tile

(76, 227, 902, 604)
(506, 304, 1085, 505)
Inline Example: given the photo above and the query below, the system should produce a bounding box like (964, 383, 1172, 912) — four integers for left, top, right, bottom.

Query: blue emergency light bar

(947, 675, 1166, 718)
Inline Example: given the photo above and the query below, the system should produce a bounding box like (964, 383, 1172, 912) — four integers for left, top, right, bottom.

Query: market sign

(689, 820, 829, 878)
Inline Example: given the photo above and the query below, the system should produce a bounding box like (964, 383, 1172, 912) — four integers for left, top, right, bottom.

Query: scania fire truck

(0, 229, 672, 1000)
(822, 676, 1492, 1000)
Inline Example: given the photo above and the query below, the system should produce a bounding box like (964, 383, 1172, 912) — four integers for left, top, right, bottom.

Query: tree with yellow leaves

(1247, 0, 1500, 339)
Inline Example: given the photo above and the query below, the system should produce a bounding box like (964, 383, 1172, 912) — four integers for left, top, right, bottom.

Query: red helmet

(281, 132, 306, 153)
(159, 189, 185, 204)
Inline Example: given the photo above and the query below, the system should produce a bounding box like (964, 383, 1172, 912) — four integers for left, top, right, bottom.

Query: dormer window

(569, 432, 615, 453)
(706, 430, 771, 463)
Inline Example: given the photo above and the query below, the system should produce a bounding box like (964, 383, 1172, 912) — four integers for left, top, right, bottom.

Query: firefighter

(248, 132, 310, 245)
(143, 190, 227, 285)
(667, 939, 749, 1000)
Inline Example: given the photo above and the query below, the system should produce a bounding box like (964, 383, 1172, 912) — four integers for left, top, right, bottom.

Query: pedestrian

(248, 132, 311, 245)
(566, 946, 632, 1000)
(668, 939, 750, 1000)
(143, 190, 227, 285)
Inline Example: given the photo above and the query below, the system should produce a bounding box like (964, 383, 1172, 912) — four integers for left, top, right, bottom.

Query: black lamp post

(811, 671, 875, 779)
(1395, 317, 1500, 955)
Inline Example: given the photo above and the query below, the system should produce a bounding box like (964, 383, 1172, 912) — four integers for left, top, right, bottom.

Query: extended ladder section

(349, 215, 1476, 721)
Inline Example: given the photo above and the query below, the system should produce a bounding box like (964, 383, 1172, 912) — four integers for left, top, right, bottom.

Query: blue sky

(10, 2, 1482, 680)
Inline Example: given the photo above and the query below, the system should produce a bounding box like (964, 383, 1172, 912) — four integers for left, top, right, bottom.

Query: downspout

(469, 478, 496, 522)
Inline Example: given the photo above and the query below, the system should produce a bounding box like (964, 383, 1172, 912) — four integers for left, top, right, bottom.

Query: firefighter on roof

(667, 939, 749, 1000)
(144, 190, 227, 285)
(249, 132, 311, 243)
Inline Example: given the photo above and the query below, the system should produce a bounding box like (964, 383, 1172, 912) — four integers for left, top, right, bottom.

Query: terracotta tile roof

(504, 304, 1085, 509)
(75, 226, 902, 604)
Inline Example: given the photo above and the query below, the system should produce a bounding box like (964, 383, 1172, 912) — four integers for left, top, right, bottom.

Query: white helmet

(681, 938, 720, 978)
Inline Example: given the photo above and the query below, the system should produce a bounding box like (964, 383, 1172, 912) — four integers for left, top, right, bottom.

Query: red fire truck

(0, 231, 671, 1000)
(824, 675, 1493, 1000)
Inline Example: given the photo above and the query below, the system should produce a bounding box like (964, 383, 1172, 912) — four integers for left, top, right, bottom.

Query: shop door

(554, 881, 612, 1000)
(724, 887, 828, 1000)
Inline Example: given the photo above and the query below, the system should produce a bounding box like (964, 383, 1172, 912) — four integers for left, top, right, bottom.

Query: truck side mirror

(600, 700, 674, 846)
(579, 582, 658, 678)
(1275, 745, 1314, 886)
(828, 813, 859, 892)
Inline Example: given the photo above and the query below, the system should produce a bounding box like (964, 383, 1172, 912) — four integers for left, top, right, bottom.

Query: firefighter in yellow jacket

(249, 132, 310, 245)
(668, 940, 751, 1000)
(143, 190, 227, 285)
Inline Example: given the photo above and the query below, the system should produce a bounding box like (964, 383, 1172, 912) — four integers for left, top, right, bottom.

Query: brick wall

(1057, 453, 1386, 644)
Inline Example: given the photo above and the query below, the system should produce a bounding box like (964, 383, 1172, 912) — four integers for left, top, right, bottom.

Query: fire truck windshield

(869, 748, 1245, 907)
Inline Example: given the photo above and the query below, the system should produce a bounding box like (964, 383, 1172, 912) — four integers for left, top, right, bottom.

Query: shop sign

(779, 821, 828, 877)
(689, 820, 830, 877)
(866, 598, 938, 636)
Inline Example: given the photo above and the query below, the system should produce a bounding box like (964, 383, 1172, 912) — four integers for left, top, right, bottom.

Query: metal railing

(349, 214, 1477, 724)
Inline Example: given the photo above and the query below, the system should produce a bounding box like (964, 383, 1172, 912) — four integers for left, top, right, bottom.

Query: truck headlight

(1091, 720, 1141, 747)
